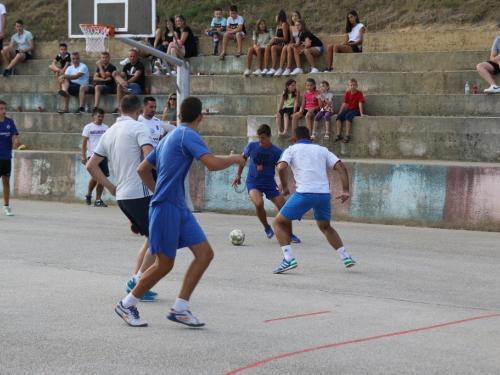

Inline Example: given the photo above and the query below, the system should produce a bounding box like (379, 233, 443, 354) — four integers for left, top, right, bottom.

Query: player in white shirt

(87, 95, 158, 302)
(81, 108, 109, 207)
(273, 126, 355, 273)
(138, 96, 176, 148)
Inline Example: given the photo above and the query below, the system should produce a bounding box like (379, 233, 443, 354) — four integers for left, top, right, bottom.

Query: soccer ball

(229, 229, 245, 245)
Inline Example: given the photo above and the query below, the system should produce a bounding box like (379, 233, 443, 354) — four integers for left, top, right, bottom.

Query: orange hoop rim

(79, 24, 115, 38)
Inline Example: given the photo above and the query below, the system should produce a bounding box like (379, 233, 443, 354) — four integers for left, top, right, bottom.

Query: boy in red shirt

(334, 78, 367, 143)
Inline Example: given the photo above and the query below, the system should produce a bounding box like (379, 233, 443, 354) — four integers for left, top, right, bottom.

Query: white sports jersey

(93, 116, 153, 200)
(138, 115, 176, 147)
(279, 140, 340, 194)
(82, 122, 109, 157)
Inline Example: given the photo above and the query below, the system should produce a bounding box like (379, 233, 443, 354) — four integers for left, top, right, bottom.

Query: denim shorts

(126, 83, 142, 95)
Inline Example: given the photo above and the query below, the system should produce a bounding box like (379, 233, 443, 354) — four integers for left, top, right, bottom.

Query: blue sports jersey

(244, 141, 282, 186)
(0, 117, 19, 160)
(147, 125, 211, 207)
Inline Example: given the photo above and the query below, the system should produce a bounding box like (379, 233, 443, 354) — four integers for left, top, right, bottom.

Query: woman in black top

(291, 19, 324, 75)
(168, 15, 197, 59)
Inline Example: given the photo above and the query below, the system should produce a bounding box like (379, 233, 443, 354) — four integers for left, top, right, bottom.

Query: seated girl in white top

(324, 10, 366, 72)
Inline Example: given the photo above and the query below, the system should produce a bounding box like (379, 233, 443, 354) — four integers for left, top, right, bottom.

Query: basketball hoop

(79, 24, 115, 52)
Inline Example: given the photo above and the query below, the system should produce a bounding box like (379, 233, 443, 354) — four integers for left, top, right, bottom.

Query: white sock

(121, 292, 140, 307)
(172, 298, 189, 312)
(282, 245, 294, 261)
(132, 270, 143, 283)
(336, 246, 350, 259)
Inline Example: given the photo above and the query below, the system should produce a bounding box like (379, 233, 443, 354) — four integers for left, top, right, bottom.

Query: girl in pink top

(291, 78, 319, 138)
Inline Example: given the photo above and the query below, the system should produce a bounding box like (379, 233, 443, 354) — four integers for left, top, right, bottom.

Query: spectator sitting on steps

(477, 22, 500, 94)
(1, 19, 34, 77)
(56, 52, 90, 114)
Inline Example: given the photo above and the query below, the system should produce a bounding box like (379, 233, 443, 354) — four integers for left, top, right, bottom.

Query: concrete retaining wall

(3, 151, 499, 231)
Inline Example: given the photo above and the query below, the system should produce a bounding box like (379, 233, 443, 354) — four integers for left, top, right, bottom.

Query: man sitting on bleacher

(56, 51, 90, 114)
(1, 19, 34, 77)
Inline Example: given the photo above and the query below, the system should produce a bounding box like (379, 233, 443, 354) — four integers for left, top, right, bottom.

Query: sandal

(324, 132, 330, 140)
(234, 52, 243, 57)
(57, 89, 69, 98)
(57, 109, 69, 114)
(333, 135, 342, 142)
(219, 54, 226, 60)
(342, 135, 351, 143)
(311, 132, 316, 140)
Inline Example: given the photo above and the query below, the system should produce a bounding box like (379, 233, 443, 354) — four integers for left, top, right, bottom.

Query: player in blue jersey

(0, 99, 21, 216)
(114, 96, 245, 328)
(232, 124, 300, 242)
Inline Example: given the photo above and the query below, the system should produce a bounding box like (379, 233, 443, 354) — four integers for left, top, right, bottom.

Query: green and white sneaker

(3, 206, 13, 216)
(342, 257, 356, 268)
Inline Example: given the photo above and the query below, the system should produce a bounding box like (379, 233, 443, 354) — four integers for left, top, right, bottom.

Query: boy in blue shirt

(232, 124, 300, 242)
(205, 8, 226, 56)
(0, 99, 21, 216)
(115, 96, 245, 328)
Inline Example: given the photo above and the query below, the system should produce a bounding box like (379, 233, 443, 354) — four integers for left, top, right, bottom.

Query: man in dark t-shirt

(112, 49, 144, 115)
(82, 51, 117, 113)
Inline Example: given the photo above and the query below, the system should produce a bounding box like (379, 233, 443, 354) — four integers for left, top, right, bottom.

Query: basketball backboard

(69, 0, 156, 38)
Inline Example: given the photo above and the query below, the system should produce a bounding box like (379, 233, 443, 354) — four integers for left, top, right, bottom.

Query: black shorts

(350, 45, 361, 53)
(487, 61, 500, 75)
(0, 39, 3, 50)
(185, 44, 197, 58)
(301, 109, 317, 116)
(0, 159, 12, 177)
(279, 107, 294, 116)
(68, 83, 81, 96)
(16, 50, 32, 60)
(117, 196, 152, 237)
(87, 156, 110, 177)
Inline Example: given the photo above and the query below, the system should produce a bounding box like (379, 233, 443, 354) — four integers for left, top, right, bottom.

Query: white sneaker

(153, 69, 162, 76)
(290, 68, 303, 76)
(119, 58, 130, 66)
(267, 68, 276, 76)
(243, 69, 251, 76)
(261, 69, 269, 76)
(3, 206, 13, 216)
(310, 68, 320, 74)
(252, 69, 262, 75)
(484, 86, 500, 94)
(167, 308, 205, 327)
(154, 61, 165, 70)
(274, 68, 284, 76)
(282, 68, 291, 76)
(115, 302, 148, 327)
(169, 71, 177, 76)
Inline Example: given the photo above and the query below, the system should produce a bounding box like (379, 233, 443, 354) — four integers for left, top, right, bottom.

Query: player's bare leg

(249, 189, 269, 228)
(178, 240, 214, 300)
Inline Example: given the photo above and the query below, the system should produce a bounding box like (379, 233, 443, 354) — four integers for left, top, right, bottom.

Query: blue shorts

(88, 85, 112, 95)
(280, 192, 331, 222)
(336, 110, 360, 122)
(68, 83, 81, 96)
(316, 46, 324, 55)
(206, 30, 226, 37)
(126, 83, 142, 95)
(149, 201, 207, 258)
(247, 183, 280, 199)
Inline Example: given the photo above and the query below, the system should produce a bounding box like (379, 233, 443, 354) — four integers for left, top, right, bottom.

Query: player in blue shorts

(232, 124, 300, 242)
(273, 126, 355, 274)
(114, 96, 245, 328)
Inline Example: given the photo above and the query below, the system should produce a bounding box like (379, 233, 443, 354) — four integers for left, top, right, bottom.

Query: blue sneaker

(342, 257, 356, 268)
(289, 233, 301, 243)
(264, 225, 275, 239)
(167, 309, 205, 327)
(125, 278, 158, 298)
(273, 258, 298, 274)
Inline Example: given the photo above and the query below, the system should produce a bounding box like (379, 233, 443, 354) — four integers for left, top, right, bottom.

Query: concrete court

(1, 199, 499, 375)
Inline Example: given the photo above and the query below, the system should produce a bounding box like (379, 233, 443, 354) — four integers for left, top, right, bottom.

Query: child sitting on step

(312, 81, 334, 140)
(335, 78, 367, 143)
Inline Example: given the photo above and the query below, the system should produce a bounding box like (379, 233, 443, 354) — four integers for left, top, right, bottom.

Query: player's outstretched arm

(137, 159, 156, 193)
(200, 151, 245, 172)
(87, 154, 117, 196)
(334, 161, 350, 203)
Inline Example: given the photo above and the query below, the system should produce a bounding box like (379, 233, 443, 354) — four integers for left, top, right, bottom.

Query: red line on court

(225, 312, 500, 375)
(264, 311, 330, 323)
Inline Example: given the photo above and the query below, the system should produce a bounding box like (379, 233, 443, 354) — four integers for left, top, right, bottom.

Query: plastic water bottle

(465, 82, 470, 94)
(85, 103, 89, 113)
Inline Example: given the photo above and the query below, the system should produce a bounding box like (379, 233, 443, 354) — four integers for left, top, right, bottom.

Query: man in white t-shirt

(87, 95, 158, 302)
(1, 19, 34, 76)
(0, 3, 6, 65)
(81, 108, 109, 207)
(273, 126, 355, 274)
(139, 96, 176, 148)
(57, 52, 89, 114)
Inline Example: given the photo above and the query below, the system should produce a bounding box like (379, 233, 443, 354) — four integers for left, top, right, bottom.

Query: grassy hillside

(1, 0, 497, 42)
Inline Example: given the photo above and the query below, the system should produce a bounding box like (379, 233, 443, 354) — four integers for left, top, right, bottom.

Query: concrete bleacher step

(5, 50, 490, 76)
(247, 116, 500, 162)
(3, 93, 500, 117)
(1, 70, 488, 96)
(29, 28, 496, 60)
(9, 113, 247, 137)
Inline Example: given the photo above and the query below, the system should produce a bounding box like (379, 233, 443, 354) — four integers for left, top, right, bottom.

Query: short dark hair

(71, 51, 80, 58)
(294, 126, 310, 140)
(214, 8, 222, 12)
(143, 96, 156, 105)
(94, 108, 105, 115)
(15, 20, 24, 25)
(101, 51, 110, 57)
(180, 96, 202, 123)
(59, 43, 67, 48)
(229, 5, 238, 12)
(120, 95, 141, 115)
(0, 99, 6, 106)
(257, 124, 271, 136)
